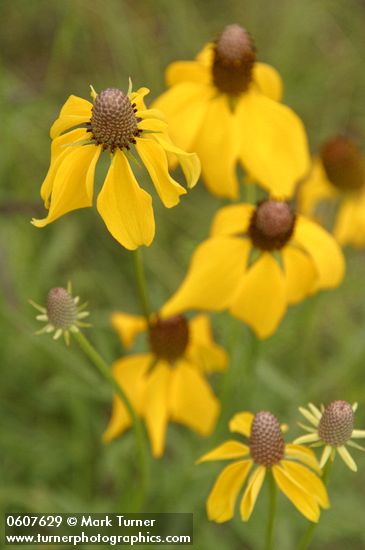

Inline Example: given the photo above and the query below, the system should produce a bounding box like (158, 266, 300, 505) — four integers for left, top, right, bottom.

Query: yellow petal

(281, 460, 329, 508)
(111, 312, 147, 349)
(185, 315, 228, 373)
(207, 460, 253, 523)
(293, 215, 345, 288)
(152, 133, 201, 189)
(230, 253, 287, 339)
(337, 445, 357, 472)
(334, 195, 365, 248)
(32, 144, 101, 228)
(211, 203, 255, 237)
(197, 441, 250, 463)
(298, 158, 336, 216)
(161, 237, 250, 317)
(229, 412, 254, 438)
(102, 353, 152, 443)
(285, 444, 321, 473)
(272, 465, 320, 522)
(240, 466, 266, 521)
(195, 43, 214, 67)
(144, 362, 171, 458)
(136, 137, 187, 207)
(40, 128, 90, 206)
(166, 60, 210, 86)
(252, 62, 283, 102)
(169, 360, 220, 436)
(236, 91, 310, 198)
(282, 246, 317, 304)
(130, 87, 150, 112)
(97, 149, 155, 250)
(195, 94, 240, 199)
(138, 117, 168, 132)
(152, 82, 211, 153)
(50, 95, 92, 138)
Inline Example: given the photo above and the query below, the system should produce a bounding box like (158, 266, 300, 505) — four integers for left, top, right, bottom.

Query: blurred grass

(1, 0, 365, 548)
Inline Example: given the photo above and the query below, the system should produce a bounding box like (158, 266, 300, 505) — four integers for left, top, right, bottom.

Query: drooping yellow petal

(169, 359, 220, 436)
(281, 460, 329, 508)
(162, 237, 251, 317)
(152, 133, 200, 189)
(166, 60, 210, 86)
(298, 158, 337, 216)
(337, 445, 357, 472)
(236, 90, 310, 198)
(32, 144, 101, 228)
(40, 128, 90, 206)
(97, 149, 155, 250)
(319, 446, 333, 469)
(252, 62, 283, 102)
(282, 246, 317, 304)
(230, 253, 287, 339)
(240, 466, 266, 521)
(195, 94, 240, 199)
(102, 353, 152, 443)
(111, 312, 147, 349)
(334, 195, 365, 248)
(50, 95, 92, 138)
(136, 137, 187, 207)
(207, 460, 253, 523)
(229, 412, 254, 437)
(144, 361, 171, 458)
(293, 215, 345, 288)
(186, 315, 228, 373)
(153, 82, 212, 153)
(197, 441, 250, 464)
(138, 117, 168, 133)
(211, 204, 255, 238)
(272, 465, 320, 522)
(285, 444, 321, 473)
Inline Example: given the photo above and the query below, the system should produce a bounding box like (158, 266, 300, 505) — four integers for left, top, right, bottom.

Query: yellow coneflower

(162, 199, 345, 338)
(104, 311, 227, 457)
(295, 401, 365, 472)
(32, 84, 200, 249)
(198, 411, 329, 523)
(153, 24, 309, 199)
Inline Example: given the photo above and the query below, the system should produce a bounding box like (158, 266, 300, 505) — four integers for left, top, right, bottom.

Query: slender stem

(73, 330, 148, 510)
(132, 249, 151, 324)
(265, 471, 277, 550)
(297, 460, 333, 550)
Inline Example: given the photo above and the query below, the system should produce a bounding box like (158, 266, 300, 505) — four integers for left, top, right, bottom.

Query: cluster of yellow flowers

(33, 22, 365, 538)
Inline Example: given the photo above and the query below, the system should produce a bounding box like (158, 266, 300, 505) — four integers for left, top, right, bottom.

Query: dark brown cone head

(321, 136, 365, 192)
(250, 411, 285, 467)
(89, 88, 141, 152)
(318, 400, 354, 447)
(212, 24, 256, 95)
(249, 200, 296, 251)
(149, 315, 190, 363)
(46, 287, 78, 330)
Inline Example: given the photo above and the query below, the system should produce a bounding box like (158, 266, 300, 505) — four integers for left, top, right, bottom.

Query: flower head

(162, 200, 345, 338)
(32, 84, 200, 250)
(30, 283, 90, 345)
(299, 135, 365, 247)
(197, 410, 329, 523)
(153, 24, 309, 199)
(295, 401, 365, 472)
(103, 311, 227, 457)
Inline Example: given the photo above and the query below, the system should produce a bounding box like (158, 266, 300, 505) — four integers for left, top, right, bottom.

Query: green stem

(132, 249, 151, 324)
(73, 330, 148, 510)
(265, 471, 277, 550)
(297, 460, 333, 550)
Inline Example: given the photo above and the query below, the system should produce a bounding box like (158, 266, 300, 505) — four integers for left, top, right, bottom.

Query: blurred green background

(1, 0, 365, 548)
